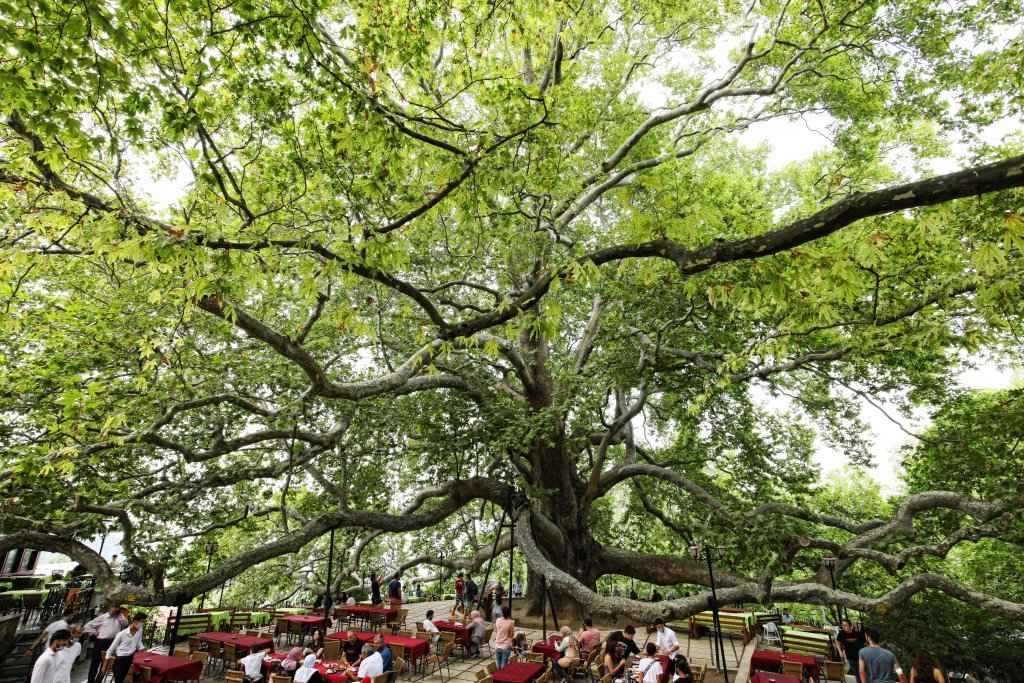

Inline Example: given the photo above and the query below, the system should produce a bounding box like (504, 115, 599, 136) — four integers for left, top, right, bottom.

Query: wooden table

(327, 630, 431, 666)
(196, 631, 274, 653)
(492, 662, 545, 683)
(264, 651, 349, 683)
(283, 614, 327, 645)
(132, 651, 203, 683)
(750, 672, 802, 683)
(749, 650, 820, 679)
(432, 620, 471, 646)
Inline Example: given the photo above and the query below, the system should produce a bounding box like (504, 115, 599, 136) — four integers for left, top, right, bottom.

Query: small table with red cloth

(327, 630, 431, 667)
(132, 651, 203, 683)
(283, 615, 327, 645)
(531, 635, 562, 659)
(750, 672, 803, 683)
(196, 631, 275, 653)
(336, 605, 399, 629)
(750, 650, 821, 681)
(492, 662, 546, 683)
(432, 620, 471, 646)
(263, 651, 350, 683)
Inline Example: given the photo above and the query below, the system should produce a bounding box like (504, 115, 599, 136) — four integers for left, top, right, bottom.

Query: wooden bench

(164, 612, 212, 643)
(689, 611, 752, 643)
(781, 627, 835, 659)
(230, 612, 252, 630)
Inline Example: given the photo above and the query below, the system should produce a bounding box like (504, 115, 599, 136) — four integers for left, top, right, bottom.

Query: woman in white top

(294, 654, 323, 683)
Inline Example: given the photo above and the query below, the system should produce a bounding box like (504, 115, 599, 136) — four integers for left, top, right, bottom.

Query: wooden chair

(323, 639, 342, 661)
(398, 630, 413, 638)
(692, 664, 707, 683)
(823, 661, 848, 682)
(270, 675, 292, 683)
(188, 636, 203, 654)
(188, 650, 210, 671)
(225, 672, 245, 683)
(137, 666, 153, 683)
(98, 653, 115, 683)
(223, 643, 242, 671)
(429, 640, 455, 682)
(393, 656, 406, 680)
(475, 669, 489, 680)
(390, 643, 406, 664)
(274, 617, 289, 644)
(372, 674, 389, 683)
(485, 661, 497, 674)
(782, 660, 805, 678)
(481, 626, 494, 657)
(527, 652, 546, 664)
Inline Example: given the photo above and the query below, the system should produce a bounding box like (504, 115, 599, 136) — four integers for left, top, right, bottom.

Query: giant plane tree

(2, 0, 1024, 623)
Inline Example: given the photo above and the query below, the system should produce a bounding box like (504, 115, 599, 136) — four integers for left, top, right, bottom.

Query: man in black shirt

(621, 625, 641, 658)
(837, 619, 867, 683)
(342, 631, 363, 664)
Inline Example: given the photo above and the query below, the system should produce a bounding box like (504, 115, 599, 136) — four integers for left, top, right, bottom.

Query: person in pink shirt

(493, 606, 515, 669)
(576, 618, 602, 659)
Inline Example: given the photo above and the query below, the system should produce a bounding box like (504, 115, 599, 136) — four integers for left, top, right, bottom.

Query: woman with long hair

(672, 656, 693, 683)
(603, 631, 627, 683)
(910, 652, 945, 683)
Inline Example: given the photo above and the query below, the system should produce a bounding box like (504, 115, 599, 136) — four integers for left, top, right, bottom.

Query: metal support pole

(507, 512, 515, 617)
(541, 575, 547, 640)
(324, 528, 336, 636)
(705, 550, 729, 683)
(199, 552, 213, 610)
(166, 602, 182, 648)
(475, 506, 509, 613)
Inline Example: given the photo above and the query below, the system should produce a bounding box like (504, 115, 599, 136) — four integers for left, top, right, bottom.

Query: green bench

(781, 626, 835, 659)
(165, 612, 213, 642)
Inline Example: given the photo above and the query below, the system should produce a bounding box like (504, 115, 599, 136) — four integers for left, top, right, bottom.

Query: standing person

(653, 618, 679, 660)
(838, 619, 868, 683)
(635, 643, 662, 683)
(511, 577, 522, 598)
(859, 628, 906, 683)
(388, 573, 403, 607)
(493, 606, 515, 670)
(455, 574, 466, 609)
(31, 629, 71, 683)
(910, 653, 946, 683)
(370, 573, 382, 606)
(82, 603, 127, 683)
(106, 613, 146, 683)
(26, 607, 76, 656)
(466, 576, 479, 607)
(54, 626, 84, 683)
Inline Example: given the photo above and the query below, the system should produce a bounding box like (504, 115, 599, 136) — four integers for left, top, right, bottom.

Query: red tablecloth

(338, 605, 398, 620)
(531, 640, 559, 659)
(433, 620, 471, 645)
(750, 650, 820, 679)
(750, 673, 802, 683)
(327, 631, 431, 664)
(284, 615, 327, 626)
(196, 632, 275, 652)
(264, 651, 349, 683)
(132, 652, 203, 683)
(492, 662, 545, 683)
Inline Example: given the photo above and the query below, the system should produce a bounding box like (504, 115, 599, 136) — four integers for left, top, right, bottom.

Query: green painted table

(250, 612, 272, 626)
(0, 589, 48, 598)
(276, 607, 309, 615)
(0, 582, 12, 591)
(780, 625, 832, 643)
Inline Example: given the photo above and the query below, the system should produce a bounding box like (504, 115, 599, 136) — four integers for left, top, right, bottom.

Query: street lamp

(199, 541, 218, 609)
(822, 557, 845, 622)
(690, 542, 729, 683)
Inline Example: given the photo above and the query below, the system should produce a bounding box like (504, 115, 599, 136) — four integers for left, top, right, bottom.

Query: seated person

(373, 634, 393, 672)
(422, 610, 441, 644)
(604, 633, 627, 683)
(357, 644, 384, 680)
(553, 627, 579, 680)
(294, 654, 323, 683)
(672, 656, 693, 683)
(342, 632, 363, 665)
(280, 647, 304, 674)
(239, 647, 270, 683)
(513, 633, 528, 659)
(576, 618, 602, 659)
(635, 644, 662, 683)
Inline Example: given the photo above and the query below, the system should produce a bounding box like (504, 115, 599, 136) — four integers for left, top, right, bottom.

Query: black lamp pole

(199, 541, 218, 610)
(691, 543, 729, 683)
(324, 528, 335, 634)
(823, 557, 844, 622)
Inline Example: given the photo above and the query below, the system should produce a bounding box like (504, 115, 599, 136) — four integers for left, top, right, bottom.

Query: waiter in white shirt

(54, 626, 84, 683)
(653, 618, 679, 660)
(30, 629, 72, 683)
(26, 607, 76, 656)
(107, 613, 147, 683)
(83, 604, 128, 683)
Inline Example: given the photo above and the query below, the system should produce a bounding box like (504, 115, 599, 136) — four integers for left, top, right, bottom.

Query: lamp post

(199, 541, 218, 609)
(822, 557, 844, 622)
(324, 528, 336, 631)
(690, 542, 729, 683)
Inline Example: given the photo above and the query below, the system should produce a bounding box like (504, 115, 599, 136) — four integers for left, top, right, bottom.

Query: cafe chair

(429, 640, 456, 683)
(270, 675, 292, 683)
(823, 661, 848, 682)
(761, 622, 782, 648)
(188, 637, 203, 654)
(98, 651, 115, 683)
(137, 666, 153, 683)
(393, 656, 406, 681)
(692, 664, 707, 683)
(481, 626, 494, 657)
(323, 639, 342, 661)
(782, 660, 805, 678)
(475, 669, 489, 680)
(527, 652, 546, 664)
(225, 671, 245, 683)
(189, 650, 210, 673)
(398, 630, 413, 638)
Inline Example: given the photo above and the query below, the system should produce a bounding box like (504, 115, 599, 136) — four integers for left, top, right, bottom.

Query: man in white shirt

(356, 644, 384, 679)
(239, 647, 269, 682)
(54, 626, 84, 683)
(107, 614, 147, 683)
(30, 629, 71, 683)
(653, 618, 679, 660)
(26, 608, 76, 656)
(635, 643, 662, 683)
(83, 604, 128, 683)
(421, 609, 440, 644)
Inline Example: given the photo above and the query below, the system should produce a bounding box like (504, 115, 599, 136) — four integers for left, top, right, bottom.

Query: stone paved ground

(68, 600, 751, 683)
